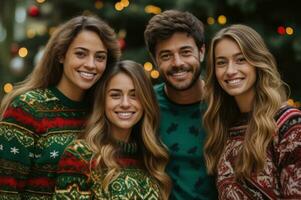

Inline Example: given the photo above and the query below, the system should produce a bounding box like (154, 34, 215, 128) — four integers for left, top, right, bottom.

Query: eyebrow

(216, 52, 243, 59)
(158, 45, 194, 55)
(74, 47, 107, 54)
(107, 88, 135, 92)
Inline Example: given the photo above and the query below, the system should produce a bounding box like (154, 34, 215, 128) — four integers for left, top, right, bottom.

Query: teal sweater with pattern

(154, 83, 217, 200)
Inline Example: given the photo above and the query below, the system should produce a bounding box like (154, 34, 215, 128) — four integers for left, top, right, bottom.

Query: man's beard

(162, 65, 201, 91)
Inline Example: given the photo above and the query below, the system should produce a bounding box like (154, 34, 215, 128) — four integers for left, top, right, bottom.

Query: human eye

(160, 53, 171, 61)
(236, 56, 246, 64)
(181, 49, 192, 57)
(109, 92, 121, 99)
(75, 51, 86, 58)
(95, 53, 107, 62)
(215, 59, 226, 67)
(129, 91, 137, 99)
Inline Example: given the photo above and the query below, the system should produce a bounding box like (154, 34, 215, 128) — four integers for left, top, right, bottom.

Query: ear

(199, 44, 205, 62)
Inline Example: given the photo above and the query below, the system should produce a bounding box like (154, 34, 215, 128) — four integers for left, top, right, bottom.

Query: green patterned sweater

(54, 139, 161, 199)
(154, 83, 217, 200)
(0, 87, 87, 200)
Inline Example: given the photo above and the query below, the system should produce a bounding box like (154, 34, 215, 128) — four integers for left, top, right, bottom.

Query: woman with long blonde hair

(54, 60, 171, 199)
(0, 15, 120, 199)
(204, 24, 301, 199)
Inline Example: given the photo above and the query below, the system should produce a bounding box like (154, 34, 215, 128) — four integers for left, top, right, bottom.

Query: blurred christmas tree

(0, 0, 300, 107)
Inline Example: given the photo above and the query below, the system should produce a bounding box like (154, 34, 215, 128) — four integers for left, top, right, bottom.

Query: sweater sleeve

(53, 141, 93, 200)
(276, 107, 301, 199)
(0, 98, 38, 199)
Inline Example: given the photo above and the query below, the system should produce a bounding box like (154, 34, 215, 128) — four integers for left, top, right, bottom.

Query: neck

(56, 83, 84, 102)
(164, 79, 204, 104)
(235, 92, 255, 113)
(112, 128, 132, 143)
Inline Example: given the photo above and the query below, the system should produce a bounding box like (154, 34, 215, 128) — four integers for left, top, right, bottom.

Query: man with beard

(144, 10, 217, 200)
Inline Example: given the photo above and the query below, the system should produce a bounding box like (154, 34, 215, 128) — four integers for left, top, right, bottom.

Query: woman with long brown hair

(0, 15, 120, 199)
(204, 24, 301, 199)
(54, 60, 171, 199)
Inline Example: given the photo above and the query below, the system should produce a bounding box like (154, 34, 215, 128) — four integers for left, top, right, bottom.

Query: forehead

(214, 38, 241, 57)
(107, 72, 134, 90)
(155, 32, 197, 54)
(69, 30, 106, 50)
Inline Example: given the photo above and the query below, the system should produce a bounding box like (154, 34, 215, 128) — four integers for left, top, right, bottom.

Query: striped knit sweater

(217, 105, 301, 199)
(0, 87, 87, 200)
(54, 139, 161, 199)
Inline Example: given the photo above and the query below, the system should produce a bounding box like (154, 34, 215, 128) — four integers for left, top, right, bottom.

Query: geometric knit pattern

(217, 105, 301, 199)
(154, 83, 217, 200)
(0, 87, 87, 200)
(53, 139, 161, 199)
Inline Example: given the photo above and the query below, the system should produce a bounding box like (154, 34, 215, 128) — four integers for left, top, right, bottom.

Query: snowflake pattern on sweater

(0, 87, 87, 200)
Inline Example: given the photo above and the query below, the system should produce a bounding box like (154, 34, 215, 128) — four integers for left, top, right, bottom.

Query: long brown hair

(1, 15, 120, 117)
(204, 24, 288, 179)
(82, 60, 171, 199)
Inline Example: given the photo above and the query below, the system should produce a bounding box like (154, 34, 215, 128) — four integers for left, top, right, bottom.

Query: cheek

(97, 62, 107, 72)
(215, 68, 224, 82)
(135, 102, 143, 118)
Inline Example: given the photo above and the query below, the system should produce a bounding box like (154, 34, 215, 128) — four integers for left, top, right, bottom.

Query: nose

(172, 53, 185, 67)
(226, 61, 238, 76)
(120, 96, 130, 108)
(85, 56, 96, 69)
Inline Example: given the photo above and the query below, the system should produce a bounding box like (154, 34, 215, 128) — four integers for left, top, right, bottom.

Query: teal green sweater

(154, 83, 217, 200)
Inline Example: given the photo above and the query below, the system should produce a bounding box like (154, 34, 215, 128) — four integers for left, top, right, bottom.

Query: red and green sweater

(54, 139, 161, 199)
(0, 87, 87, 200)
(217, 105, 301, 199)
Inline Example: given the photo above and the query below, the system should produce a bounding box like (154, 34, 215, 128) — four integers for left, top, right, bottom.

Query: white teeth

(227, 79, 241, 84)
(79, 72, 95, 79)
(117, 112, 133, 119)
(172, 71, 187, 77)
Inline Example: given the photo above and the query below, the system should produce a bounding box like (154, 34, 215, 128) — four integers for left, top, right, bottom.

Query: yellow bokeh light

(27, 29, 36, 38)
(95, 1, 104, 9)
(217, 15, 227, 25)
(121, 0, 129, 7)
(18, 47, 28, 58)
(150, 70, 160, 79)
(4, 83, 13, 94)
(145, 5, 161, 14)
(144, 62, 153, 71)
(207, 17, 215, 25)
(36, 0, 46, 3)
(286, 27, 294, 35)
(287, 99, 294, 106)
(115, 2, 124, 11)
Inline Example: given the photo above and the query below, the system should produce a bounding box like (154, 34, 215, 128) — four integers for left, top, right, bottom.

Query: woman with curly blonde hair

(54, 60, 171, 199)
(204, 24, 301, 199)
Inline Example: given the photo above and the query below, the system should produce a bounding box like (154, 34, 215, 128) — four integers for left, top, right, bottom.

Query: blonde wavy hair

(0, 15, 120, 117)
(204, 24, 288, 179)
(81, 60, 171, 199)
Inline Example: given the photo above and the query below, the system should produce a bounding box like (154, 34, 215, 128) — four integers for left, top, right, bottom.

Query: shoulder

(153, 83, 164, 94)
(11, 88, 57, 109)
(273, 105, 301, 152)
(275, 105, 301, 134)
(1, 89, 54, 127)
